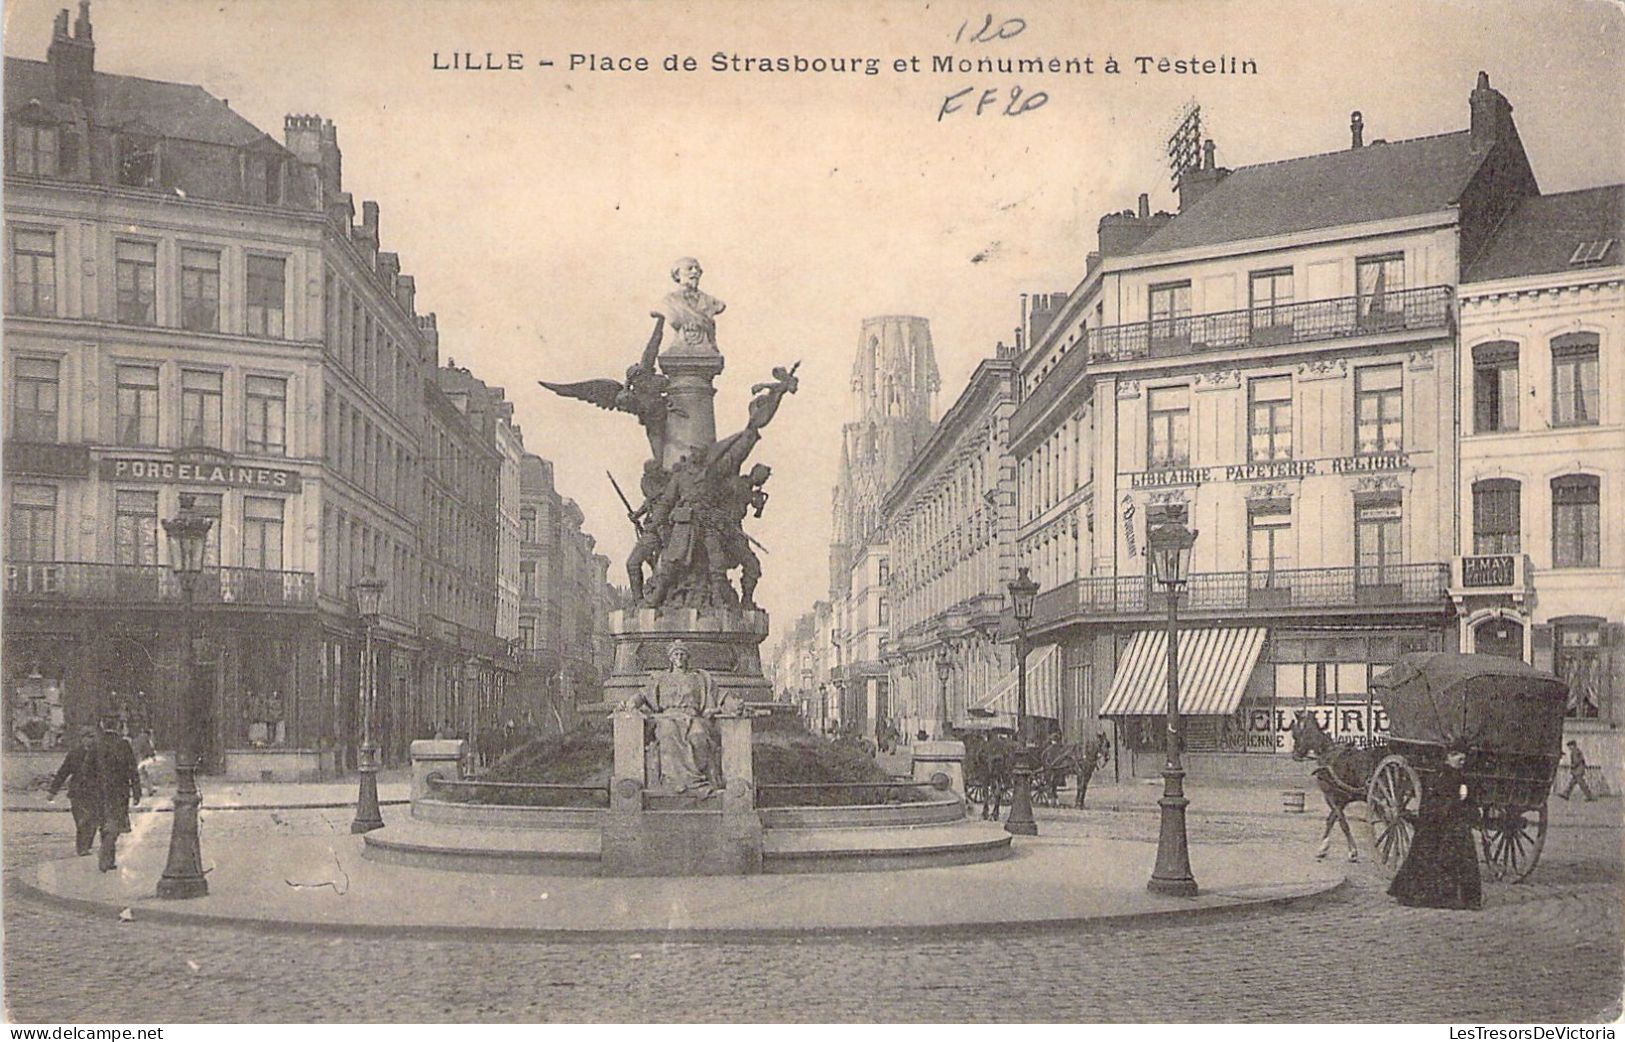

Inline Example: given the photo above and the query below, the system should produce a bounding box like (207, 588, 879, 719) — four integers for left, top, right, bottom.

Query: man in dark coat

(47, 717, 141, 871)
(46, 726, 101, 857)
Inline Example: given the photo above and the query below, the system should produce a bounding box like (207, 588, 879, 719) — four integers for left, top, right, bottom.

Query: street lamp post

(350, 573, 387, 834)
(935, 654, 952, 739)
(1004, 567, 1040, 837)
(1147, 520, 1199, 896)
(157, 509, 213, 899)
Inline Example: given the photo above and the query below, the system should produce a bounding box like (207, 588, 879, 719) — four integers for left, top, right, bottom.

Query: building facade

(884, 347, 1020, 740)
(1455, 184, 1624, 777)
(1011, 74, 1542, 774)
(3, 6, 615, 775)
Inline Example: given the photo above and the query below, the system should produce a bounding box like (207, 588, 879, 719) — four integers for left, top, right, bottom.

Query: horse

(1033, 734, 1112, 807)
(1289, 710, 1387, 862)
(964, 733, 1015, 820)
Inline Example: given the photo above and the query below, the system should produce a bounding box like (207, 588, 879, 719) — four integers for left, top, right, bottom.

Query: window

(246, 256, 286, 338)
(11, 229, 56, 316)
(180, 248, 221, 332)
(518, 619, 535, 650)
(1472, 480, 1521, 555)
(13, 124, 59, 176)
(1355, 497, 1402, 587)
(12, 357, 59, 441)
(115, 365, 159, 446)
(878, 559, 890, 584)
(1248, 502, 1293, 587)
(180, 369, 223, 448)
(182, 492, 222, 567)
(1149, 282, 1191, 343)
(520, 561, 537, 598)
(8, 484, 56, 561)
(1356, 254, 1404, 320)
(1355, 364, 1403, 454)
(877, 597, 890, 627)
(1551, 334, 1600, 427)
(117, 137, 159, 187)
(521, 508, 537, 543)
(1249, 375, 1293, 461)
(1249, 269, 1293, 330)
(1555, 621, 1603, 719)
(245, 375, 288, 455)
(1552, 475, 1600, 569)
(243, 497, 285, 570)
(1147, 386, 1190, 469)
(115, 241, 157, 325)
(1472, 342, 1519, 433)
(114, 490, 159, 565)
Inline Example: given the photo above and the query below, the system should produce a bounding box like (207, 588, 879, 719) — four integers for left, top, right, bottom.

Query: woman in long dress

(1388, 749, 1482, 910)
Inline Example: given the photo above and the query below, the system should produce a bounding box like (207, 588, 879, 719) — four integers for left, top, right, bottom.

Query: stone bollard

(610, 709, 646, 812)
(912, 740, 966, 795)
(719, 713, 754, 814)
(409, 739, 467, 805)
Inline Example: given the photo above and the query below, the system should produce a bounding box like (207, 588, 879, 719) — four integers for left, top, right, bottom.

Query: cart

(1364, 652, 1569, 883)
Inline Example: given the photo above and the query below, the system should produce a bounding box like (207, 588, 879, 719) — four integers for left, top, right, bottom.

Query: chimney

(1350, 111, 1364, 148)
(1137, 193, 1150, 219)
(48, 2, 95, 108)
(1470, 70, 1514, 153)
(1177, 138, 1230, 211)
(360, 200, 381, 247)
(283, 115, 343, 200)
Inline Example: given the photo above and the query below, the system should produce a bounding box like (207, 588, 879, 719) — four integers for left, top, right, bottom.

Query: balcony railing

(5, 561, 316, 608)
(1031, 563, 1449, 625)
(1087, 285, 1452, 364)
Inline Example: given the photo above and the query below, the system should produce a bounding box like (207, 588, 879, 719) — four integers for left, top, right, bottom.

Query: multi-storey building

(1455, 184, 1624, 779)
(827, 316, 939, 733)
(514, 454, 617, 733)
(1012, 73, 1541, 775)
(885, 345, 1020, 740)
(2, 6, 613, 776)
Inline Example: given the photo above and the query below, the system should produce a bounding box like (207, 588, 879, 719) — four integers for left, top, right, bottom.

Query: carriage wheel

(1478, 801, 1548, 883)
(1366, 756, 1422, 878)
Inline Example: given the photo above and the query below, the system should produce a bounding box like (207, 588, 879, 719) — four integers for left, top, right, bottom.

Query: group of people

(45, 716, 147, 872)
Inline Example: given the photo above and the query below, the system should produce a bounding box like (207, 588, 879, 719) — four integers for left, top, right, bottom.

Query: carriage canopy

(1370, 652, 1568, 759)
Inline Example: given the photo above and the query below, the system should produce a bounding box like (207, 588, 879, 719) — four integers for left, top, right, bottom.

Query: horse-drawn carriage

(1293, 652, 1568, 882)
(960, 726, 1015, 818)
(1030, 735, 1111, 807)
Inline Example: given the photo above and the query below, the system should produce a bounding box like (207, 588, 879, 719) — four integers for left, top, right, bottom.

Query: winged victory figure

(539, 313, 683, 462)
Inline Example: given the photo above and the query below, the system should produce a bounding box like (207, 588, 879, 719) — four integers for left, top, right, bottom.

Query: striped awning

(970, 644, 1061, 721)
(1099, 627, 1267, 717)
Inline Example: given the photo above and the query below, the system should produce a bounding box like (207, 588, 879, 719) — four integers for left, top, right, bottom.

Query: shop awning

(969, 643, 1061, 721)
(1099, 627, 1267, 717)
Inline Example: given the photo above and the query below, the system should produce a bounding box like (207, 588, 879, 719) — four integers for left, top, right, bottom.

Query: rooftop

(1464, 184, 1625, 282)
(1130, 131, 1487, 256)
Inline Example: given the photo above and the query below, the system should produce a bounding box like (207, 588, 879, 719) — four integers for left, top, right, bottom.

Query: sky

(5, 0, 1622, 628)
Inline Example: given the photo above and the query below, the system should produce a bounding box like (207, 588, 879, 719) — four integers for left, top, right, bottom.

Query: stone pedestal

(409, 739, 467, 804)
(658, 351, 723, 470)
(610, 710, 645, 811)
(719, 714, 755, 814)
(911, 740, 967, 795)
(604, 607, 773, 709)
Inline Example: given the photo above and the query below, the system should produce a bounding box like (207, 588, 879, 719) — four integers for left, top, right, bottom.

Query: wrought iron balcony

(1031, 562, 1450, 626)
(4, 561, 316, 608)
(1087, 285, 1452, 364)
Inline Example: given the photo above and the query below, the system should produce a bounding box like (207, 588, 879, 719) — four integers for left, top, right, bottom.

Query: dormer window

(117, 135, 159, 187)
(1569, 240, 1616, 267)
(12, 123, 59, 176)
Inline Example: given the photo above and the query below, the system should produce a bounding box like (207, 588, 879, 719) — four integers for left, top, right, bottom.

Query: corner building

(1013, 75, 1540, 776)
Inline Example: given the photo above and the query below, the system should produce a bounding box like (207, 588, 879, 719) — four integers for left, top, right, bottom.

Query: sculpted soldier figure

(623, 641, 720, 794)
(625, 460, 671, 603)
(716, 463, 770, 610)
(643, 455, 728, 609)
(660, 257, 726, 355)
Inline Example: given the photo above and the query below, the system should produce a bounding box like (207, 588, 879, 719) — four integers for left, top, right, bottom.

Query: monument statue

(659, 257, 726, 356)
(538, 313, 683, 461)
(622, 641, 732, 794)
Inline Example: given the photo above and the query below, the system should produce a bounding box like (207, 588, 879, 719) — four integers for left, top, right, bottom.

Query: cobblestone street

(4, 799, 1620, 1023)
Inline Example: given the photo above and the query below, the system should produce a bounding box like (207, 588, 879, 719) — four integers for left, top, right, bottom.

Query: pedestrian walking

(1387, 747, 1482, 910)
(45, 726, 101, 857)
(1557, 739, 1596, 802)
(47, 716, 141, 871)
